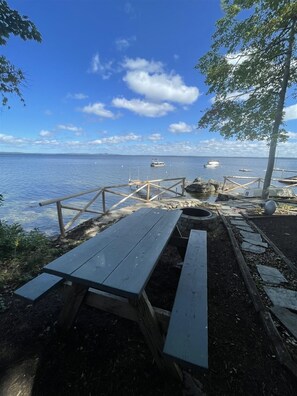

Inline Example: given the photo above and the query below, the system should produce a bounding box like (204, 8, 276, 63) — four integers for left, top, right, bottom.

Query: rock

(185, 178, 221, 194)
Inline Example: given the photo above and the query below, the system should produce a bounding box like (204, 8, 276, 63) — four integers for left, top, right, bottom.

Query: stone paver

(264, 286, 297, 311)
(256, 265, 287, 284)
(243, 238, 268, 248)
(270, 306, 297, 339)
(230, 220, 249, 226)
(235, 225, 255, 232)
(240, 230, 263, 242)
(241, 241, 266, 254)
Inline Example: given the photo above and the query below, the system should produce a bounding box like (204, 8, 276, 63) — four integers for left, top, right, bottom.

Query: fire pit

(178, 207, 218, 236)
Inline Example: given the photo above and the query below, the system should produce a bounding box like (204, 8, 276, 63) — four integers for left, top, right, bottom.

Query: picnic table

(15, 207, 208, 380)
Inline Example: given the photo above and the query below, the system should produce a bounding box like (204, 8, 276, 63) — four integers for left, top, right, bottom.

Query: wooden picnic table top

(43, 207, 182, 299)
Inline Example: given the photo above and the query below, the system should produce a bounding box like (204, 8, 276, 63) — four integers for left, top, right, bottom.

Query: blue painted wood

(163, 229, 208, 369)
(44, 207, 152, 276)
(70, 210, 181, 295)
(14, 273, 63, 302)
(104, 210, 182, 298)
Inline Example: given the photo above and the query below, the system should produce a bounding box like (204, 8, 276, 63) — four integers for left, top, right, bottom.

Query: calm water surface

(1, 153, 296, 235)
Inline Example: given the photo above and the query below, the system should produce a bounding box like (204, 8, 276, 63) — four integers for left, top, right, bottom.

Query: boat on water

(151, 159, 165, 167)
(239, 168, 251, 172)
(204, 160, 220, 168)
(278, 175, 297, 184)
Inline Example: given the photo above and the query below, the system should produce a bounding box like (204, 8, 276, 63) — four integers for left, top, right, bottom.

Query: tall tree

(197, 0, 297, 199)
(0, 0, 41, 107)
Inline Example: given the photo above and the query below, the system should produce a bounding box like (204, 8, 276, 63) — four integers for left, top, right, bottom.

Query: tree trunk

(262, 21, 297, 199)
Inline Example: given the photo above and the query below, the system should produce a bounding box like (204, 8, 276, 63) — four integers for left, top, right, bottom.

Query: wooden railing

(222, 176, 264, 193)
(39, 177, 186, 237)
(222, 175, 297, 194)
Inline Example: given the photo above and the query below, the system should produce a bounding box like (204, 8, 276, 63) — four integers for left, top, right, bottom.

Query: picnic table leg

(58, 283, 88, 331)
(130, 291, 182, 381)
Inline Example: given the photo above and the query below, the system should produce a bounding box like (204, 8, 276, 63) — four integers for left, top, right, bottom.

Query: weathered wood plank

(80, 287, 171, 333)
(103, 210, 182, 298)
(130, 291, 182, 381)
(69, 209, 169, 290)
(163, 229, 208, 369)
(44, 207, 152, 276)
(14, 273, 63, 302)
(58, 283, 88, 330)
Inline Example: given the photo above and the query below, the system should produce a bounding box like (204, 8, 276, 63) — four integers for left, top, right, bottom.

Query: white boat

(151, 159, 165, 167)
(239, 168, 251, 172)
(204, 160, 219, 168)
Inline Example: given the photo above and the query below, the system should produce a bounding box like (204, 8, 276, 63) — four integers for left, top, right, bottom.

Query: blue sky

(1, 0, 297, 157)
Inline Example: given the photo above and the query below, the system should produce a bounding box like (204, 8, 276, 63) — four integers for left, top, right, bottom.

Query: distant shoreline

(1, 151, 295, 160)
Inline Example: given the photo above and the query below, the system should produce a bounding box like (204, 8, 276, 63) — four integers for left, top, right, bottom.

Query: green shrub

(0, 220, 59, 290)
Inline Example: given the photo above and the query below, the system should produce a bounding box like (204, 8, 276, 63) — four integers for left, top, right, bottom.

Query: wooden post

(222, 176, 227, 191)
(181, 177, 185, 196)
(146, 183, 150, 201)
(130, 291, 182, 381)
(102, 189, 106, 213)
(56, 201, 65, 237)
(59, 283, 88, 331)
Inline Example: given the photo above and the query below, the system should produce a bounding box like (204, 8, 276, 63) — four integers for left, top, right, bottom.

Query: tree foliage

(196, 0, 297, 197)
(0, 0, 41, 107)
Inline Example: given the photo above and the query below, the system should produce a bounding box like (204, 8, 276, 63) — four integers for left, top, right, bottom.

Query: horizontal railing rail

(39, 177, 186, 237)
(222, 176, 264, 193)
(222, 175, 297, 194)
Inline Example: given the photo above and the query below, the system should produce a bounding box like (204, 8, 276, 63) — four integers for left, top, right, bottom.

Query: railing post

(102, 189, 106, 213)
(146, 183, 150, 201)
(181, 178, 185, 196)
(56, 201, 65, 237)
(222, 177, 227, 192)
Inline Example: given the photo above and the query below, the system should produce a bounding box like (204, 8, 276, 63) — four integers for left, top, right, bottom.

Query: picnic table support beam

(130, 291, 182, 381)
(58, 283, 88, 331)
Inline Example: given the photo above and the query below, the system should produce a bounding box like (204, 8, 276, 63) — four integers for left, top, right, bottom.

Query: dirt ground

(251, 215, 297, 266)
(1, 215, 297, 395)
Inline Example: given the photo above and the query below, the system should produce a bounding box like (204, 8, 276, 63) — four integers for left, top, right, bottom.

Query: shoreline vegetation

(1, 151, 297, 159)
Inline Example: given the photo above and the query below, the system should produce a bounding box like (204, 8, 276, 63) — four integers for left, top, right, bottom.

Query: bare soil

(0, 216, 297, 395)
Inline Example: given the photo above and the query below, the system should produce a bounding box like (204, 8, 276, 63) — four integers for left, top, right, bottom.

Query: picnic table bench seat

(14, 273, 63, 302)
(163, 229, 208, 370)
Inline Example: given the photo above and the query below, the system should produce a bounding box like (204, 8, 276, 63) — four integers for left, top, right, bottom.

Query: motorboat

(151, 159, 165, 167)
(239, 168, 251, 172)
(204, 160, 219, 168)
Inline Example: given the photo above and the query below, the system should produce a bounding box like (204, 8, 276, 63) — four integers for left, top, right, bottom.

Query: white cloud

(90, 53, 114, 79)
(82, 102, 116, 118)
(0, 133, 28, 144)
(121, 57, 198, 105)
(57, 124, 83, 133)
(67, 93, 88, 100)
(90, 133, 141, 145)
(287, 131, 297, 139)
(122, 57, 163, 73)
(115, 36, 136, 51)
(148, 133, 162, 141)
(226, 52, 250, 66)
(112, 97, 175, 117)
(169, 122, 193, 133)
(284, 103, 297, 121)
(39, 130, 52, 137)
(210, 91, 250, 104)
(123, 70, 199, 105)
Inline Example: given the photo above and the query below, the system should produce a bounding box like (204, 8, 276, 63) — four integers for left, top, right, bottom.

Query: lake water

(1, 153, 296, 235)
